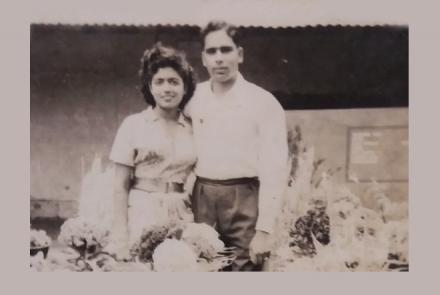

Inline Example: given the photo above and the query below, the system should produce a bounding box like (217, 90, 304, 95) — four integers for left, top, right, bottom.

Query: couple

(110, 21, 288, 271)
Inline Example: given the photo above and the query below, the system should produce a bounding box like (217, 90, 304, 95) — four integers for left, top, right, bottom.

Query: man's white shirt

(184, 73, 288, 233)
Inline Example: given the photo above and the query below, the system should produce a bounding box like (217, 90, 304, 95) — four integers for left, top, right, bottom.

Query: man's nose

(214, 51, 224, 64)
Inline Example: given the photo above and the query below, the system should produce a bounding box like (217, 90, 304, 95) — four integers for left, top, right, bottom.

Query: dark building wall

(31, 24, 408, 108)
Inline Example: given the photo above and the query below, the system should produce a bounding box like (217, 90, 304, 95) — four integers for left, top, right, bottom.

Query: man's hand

(249, 230, 272, 265)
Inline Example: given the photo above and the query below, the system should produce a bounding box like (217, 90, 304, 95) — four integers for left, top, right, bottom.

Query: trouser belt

(196, 176, 259, 186)
(133, 178, 184, 193)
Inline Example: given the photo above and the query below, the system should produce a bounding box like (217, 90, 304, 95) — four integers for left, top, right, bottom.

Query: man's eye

(205, 48, 217, 55)
(205, 46, 234, 55)
(219, 46, 233, 53)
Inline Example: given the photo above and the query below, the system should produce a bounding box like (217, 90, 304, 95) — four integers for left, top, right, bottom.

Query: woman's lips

(161, 95, 176, 101)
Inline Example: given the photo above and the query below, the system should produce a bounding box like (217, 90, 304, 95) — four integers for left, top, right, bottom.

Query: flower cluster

(30, 229, 52, 248)
(288, 208, 330, 257)
(181, 222, 225, 260)
(268, 126, 408, 272)
(30, 251, 47, 271)
(130, 221, 232, 272)
(129, 223, 180, 263)
(153, 239, 199, 272)
(58, 217, 110, 259)
(51, 217, 119, 271)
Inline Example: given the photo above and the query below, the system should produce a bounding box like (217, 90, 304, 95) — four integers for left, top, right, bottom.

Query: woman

(109, 43, 197, 256)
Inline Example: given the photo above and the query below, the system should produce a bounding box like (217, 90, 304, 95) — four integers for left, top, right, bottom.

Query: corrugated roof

(30, 0, 408, 28)
(30, 23, 406, 32)
(30, 22, 407, 29)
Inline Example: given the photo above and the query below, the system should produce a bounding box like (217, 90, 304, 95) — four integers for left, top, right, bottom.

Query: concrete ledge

(30, 199, 78, 219)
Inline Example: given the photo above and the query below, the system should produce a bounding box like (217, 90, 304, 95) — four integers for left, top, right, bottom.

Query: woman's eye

(169, 79, 180, 85)
(153, 79, 164, 85)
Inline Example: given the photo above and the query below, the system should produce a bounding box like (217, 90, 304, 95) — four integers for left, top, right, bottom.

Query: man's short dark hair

(201, 20, 241, 48)
(139, 42, 196, 110)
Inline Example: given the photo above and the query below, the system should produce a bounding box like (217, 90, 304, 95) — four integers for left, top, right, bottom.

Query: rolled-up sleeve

(109, 117, 135, 167)
(256, 95, 289, 233)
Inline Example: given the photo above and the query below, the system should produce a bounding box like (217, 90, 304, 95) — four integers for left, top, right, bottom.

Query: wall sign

(346, 126, 408, 182)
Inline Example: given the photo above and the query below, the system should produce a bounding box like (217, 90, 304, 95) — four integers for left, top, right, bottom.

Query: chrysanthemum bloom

(58, 217, 110, 258)
(181, 223, 225, 259)
(30, 229, 52, 248)
(152, 239, 199, 272)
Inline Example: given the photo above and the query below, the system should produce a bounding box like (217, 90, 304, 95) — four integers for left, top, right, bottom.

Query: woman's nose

(162, 82, 173, 92)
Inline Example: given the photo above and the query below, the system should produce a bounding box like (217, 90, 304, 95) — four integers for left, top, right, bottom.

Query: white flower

(181, 223, 225, 259)
(384, 220, 408, 262)
(78, 156, 114, 231)
(30, 252, 47, 271)
(152, 239, 199, 272)
(58, 217, 110, 254)
(30, 229, 52, 248)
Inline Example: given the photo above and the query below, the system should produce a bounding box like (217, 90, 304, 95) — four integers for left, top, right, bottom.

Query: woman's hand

(165, 192, 193, 223)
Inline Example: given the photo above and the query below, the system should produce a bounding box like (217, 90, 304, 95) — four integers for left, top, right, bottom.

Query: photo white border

(2, 0, 438, 294)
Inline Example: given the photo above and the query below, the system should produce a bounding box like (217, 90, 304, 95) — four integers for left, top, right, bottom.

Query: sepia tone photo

(29, 0, 408, 272)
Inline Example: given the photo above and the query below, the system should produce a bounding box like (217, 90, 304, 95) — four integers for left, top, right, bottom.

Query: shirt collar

(208, 72, 247, 106)
(142, 106, 186, 127)
(209, 72, 246, 94)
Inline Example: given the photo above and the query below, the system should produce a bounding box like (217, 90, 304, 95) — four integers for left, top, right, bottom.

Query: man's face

(202, 29, 243, 83)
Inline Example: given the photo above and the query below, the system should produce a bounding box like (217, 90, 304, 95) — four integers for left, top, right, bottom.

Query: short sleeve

(109, 117, 135, 167)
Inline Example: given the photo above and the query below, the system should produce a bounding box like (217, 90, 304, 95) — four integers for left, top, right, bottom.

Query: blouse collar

(142, 106, 187, 127)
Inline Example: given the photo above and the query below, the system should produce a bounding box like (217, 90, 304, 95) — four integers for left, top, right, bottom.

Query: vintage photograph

(30, 0, 408, 272)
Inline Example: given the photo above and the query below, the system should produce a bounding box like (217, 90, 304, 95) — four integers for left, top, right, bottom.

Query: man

(184, 21, 288, 271)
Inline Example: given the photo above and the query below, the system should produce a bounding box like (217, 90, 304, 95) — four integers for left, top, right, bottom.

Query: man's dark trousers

(191, 176, 262, 271)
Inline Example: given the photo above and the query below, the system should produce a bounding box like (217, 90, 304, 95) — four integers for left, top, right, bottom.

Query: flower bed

(30, 127, 408, 272)
(266, 126, 408, 272)
(30, 216, 233, 272)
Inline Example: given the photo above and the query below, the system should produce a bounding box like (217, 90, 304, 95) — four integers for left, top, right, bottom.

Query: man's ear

(238, 46, 244, 64)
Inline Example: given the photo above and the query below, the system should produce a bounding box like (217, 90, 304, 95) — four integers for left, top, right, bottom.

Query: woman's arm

(111, 162, 132, 254)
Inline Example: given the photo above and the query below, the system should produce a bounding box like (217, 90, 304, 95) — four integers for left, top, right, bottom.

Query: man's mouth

(213, 67, 228, 73)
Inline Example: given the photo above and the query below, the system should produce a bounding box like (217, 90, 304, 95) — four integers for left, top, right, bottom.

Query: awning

(30, 0, 409, 28)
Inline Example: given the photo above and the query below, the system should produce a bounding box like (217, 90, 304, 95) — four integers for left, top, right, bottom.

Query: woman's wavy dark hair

(139, 43, 196, 109)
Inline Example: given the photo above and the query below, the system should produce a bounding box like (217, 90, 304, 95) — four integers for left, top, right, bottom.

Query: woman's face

(150, 67, 185, 110)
